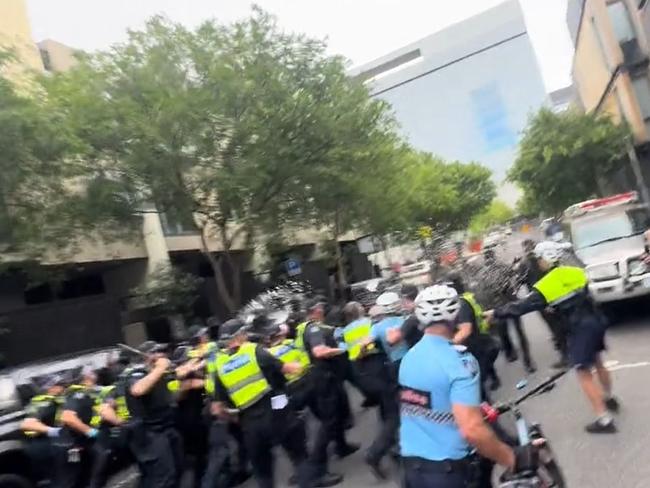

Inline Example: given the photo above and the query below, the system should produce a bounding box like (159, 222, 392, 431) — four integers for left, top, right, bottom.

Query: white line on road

(605, 360, 650, 372)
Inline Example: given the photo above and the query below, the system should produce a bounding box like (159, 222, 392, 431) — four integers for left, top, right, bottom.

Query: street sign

(285, 258, 302, 277)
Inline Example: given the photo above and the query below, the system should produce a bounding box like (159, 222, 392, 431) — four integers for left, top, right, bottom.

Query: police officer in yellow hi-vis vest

(88, 383, 131, 488)
(206, 318, 314, 488)
(20, 374, 66, 482)
(486, 241, 620, 434)
(446, 272, 502, 396)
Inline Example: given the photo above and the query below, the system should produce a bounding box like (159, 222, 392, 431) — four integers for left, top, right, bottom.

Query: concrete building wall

(350, 0, 549, 204)
(0, 0, 43, 81)
(572, 0, 650, 143)
(38, 39, 78, 72)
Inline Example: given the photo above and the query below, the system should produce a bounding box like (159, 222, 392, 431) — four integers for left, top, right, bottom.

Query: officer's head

(79, 365, 98, 387)
(367, 305, 384, 324)
(534, 241, 563, 271)
(306, 296, 327, 322)
(400, 284, 419, 313)
(42, 374, 65, 396)
(414, 285, 461, 338)
(343, 301, 364, 324)
(138, 341, 168, 366)
(376, 291, 401, 317)
(219, 319, 247, 350)
(445, 272, 465, 294)
(188, 324, 209, 346)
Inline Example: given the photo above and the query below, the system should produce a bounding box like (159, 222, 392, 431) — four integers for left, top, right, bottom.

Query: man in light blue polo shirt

(399, 285, 533, 487)
(369, 292, 408, 365)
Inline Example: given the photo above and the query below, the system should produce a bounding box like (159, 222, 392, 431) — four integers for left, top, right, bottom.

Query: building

(568, 0, 650, 191)
(349, 0, 550, 205)
(0, 0, 373, 364)
(549, 85, 577, 112)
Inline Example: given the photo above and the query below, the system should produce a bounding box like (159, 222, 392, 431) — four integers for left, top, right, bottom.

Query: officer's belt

(402, 456, 473, 474)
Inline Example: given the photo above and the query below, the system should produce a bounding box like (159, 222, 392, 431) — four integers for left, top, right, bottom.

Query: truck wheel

(0, 474, 33, 488)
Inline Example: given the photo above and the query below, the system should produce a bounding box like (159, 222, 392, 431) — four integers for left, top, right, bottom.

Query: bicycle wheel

(536, 444, 567, 488)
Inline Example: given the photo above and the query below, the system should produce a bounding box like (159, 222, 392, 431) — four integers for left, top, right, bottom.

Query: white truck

(564, 191, 650, 303)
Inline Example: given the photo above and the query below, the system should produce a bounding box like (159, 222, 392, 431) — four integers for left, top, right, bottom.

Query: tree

(509, 107, 630, 215)
(469, 200, 515, 235)
(22, 10, 407, 313)
(130, 264, 202, 317)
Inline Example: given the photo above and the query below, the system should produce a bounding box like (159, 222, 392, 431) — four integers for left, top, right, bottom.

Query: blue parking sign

(285, 259, 302, 277)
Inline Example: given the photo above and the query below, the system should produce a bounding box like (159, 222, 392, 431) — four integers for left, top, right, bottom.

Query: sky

(26, 0, 574, 92)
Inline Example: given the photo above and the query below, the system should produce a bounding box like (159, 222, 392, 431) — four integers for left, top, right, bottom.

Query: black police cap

(219, 319, 245, 340)
(400, 284, 418, 301)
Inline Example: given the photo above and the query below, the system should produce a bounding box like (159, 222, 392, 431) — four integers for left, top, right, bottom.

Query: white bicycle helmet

(534, 241, 563, 263)
(414, 285, 461, 326)
(376, 291, 401, 315)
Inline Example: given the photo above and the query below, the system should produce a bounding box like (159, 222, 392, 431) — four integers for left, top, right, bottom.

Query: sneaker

(335, 443, 360, 459)
(524, 362, 537, 374)
(489, 377, 501, 391)
(585, 419, 617, 434)
(314, 472, 344, 487)
(605, 397, 620, 413)
(364, 453, 388, 480)
(552, 358, 569, 370)
(506, 352, 519, 363)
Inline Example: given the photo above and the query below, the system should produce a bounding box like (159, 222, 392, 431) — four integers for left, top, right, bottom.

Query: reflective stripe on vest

(342, 319, 375, 361)
(215, 343, 271, 409)
(462, 292, 490, 334)
(268, 339, 310, 383)
(533, 266, 588, 306)
(294, 322, 308, 351)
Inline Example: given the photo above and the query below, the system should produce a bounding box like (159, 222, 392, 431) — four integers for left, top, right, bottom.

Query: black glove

(513, 445, 538, 473)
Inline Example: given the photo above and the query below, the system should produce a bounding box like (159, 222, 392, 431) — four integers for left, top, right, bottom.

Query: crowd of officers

(19, 239, 618, 488)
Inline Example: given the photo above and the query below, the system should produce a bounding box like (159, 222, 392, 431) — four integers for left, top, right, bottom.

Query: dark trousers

(89, 428, 132, 488)
(497, 317, 533, 366)
(25, 437, 56, 482)
(201, 422, 231, 488)
(241, 405, 312, 488)
(541, 310, 568, 358)
(54, 442, 95, 488)
(402, 457, 472, 488)
(131, 426, 183, 488)
(353, 354, 399, 463)
(179, 420, 209, 488)
(309, 369, 349, 475)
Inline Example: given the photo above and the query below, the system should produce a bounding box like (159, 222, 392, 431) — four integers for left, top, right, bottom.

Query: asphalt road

(114, 233, 650, 488)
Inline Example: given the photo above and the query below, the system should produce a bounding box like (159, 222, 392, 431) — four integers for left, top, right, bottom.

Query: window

(631, 75, 650, 133)
(160, 211, 197, 236)
(608, 1, 637, 43)
(470, 83, 517, 152)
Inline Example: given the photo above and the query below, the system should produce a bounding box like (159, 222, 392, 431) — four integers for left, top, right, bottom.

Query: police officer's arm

(452, 301, 474, 345)
(255, 345, 296, 386)
(448, 365, 515, 469)
(99, 401, 123, 426)
(60, 396, 95, 436)
(175, 358, 205, 380)
(130, 356, 171, 397)
(490, 289, 548, 320)
(306, 326, 344, 358)
(20, 417, 54, 435)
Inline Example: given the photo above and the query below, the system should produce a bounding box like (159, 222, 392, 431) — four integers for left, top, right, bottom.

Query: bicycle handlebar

(496, 369, 569, 415)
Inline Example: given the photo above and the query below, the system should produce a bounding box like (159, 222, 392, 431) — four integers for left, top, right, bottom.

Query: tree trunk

(334, 209, 347, 290)
(199, 226, 237, 315)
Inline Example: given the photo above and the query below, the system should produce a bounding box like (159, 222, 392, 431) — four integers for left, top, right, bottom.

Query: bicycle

(483, 369, 569, 488)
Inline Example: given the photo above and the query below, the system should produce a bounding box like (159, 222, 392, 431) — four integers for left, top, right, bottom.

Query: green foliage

(130, 265, 202, 316)
(469, 200, 515, 235)
(509, 108, 630, 215)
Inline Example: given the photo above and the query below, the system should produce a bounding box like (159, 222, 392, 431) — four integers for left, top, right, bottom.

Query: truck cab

(564, 192, 650, 303)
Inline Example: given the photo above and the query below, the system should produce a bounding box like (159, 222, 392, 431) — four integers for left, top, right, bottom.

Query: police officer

(486, 241, 619, 434)
(340, 301, 396, 480)
(122, 341, 183, 488)
(89, 384, 131, 488)
(385, 285, 423, 351)
(447, 273, 501, 395)
(205, 319, 312, 488)
(400, 285, 535, 487)
(302, 298, 358, 486)
(56, 366, 101, 488)
(20, 374, 65, 482)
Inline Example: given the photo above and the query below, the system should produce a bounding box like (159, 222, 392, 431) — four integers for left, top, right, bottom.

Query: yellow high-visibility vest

(24, 394, 62, 437)
(342, 319, 375, 361)
(294, 322, 308, 351)
(462, 292, 490, 334)
(534, 266, 588, 306)
(215, 343, 271, 410)
(268, 339, 310, 383)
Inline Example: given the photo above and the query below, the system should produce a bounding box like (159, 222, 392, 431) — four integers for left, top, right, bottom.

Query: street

(237, 234, 650, 488)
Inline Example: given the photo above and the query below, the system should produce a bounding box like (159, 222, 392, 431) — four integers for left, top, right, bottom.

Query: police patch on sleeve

(461, 356, 479, 378)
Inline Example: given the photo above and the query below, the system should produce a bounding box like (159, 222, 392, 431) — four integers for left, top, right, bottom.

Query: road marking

(606, 361, 650, 372)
